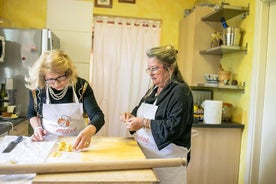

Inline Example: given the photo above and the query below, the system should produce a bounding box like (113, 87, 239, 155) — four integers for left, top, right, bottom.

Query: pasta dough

(52, 141, 73, 157)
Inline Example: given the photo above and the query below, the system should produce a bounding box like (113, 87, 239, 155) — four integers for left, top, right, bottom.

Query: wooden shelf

(192, 84, 245, 92)
(201, 4, 249, 22)
(199, 45, 247, 55)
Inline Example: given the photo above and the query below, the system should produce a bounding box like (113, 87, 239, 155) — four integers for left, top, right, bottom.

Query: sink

(0, 121, 13, 136)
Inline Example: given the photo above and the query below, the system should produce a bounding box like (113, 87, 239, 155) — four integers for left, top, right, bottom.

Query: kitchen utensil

(222, 102, 233, 121)
(0, 157, 187, 174)
(204, 73, 219, 81)
(222, 27, 242, 46)
(2, 136, 23, 153)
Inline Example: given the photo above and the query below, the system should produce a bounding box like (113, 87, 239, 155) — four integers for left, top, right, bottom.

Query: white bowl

(204, 74, 219, 81)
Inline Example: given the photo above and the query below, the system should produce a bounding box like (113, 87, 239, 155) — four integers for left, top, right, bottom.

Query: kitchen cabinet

(187, 124, 244, 184)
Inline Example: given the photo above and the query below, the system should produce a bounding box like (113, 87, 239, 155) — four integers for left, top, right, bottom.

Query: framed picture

(95, 0, 113, 8)
(118, 0, 136, 4)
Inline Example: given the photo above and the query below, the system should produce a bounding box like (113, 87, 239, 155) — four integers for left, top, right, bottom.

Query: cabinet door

(187, 127, 242, 184)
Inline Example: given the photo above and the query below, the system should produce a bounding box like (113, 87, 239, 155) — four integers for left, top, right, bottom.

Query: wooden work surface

(33, 136, 159, 184)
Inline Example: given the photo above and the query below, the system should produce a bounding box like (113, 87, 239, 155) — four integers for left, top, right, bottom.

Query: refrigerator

(0, 28, 60, 116)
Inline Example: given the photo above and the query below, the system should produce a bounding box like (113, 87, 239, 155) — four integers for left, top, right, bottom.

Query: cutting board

(46, 136, 146, 163)
(33, 136, 159, 183)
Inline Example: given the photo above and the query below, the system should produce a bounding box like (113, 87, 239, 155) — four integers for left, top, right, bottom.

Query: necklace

(48, 86, 69, 100)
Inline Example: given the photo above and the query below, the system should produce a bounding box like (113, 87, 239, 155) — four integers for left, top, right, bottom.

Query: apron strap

(72, 85, 80, 103)
(79, 82, 88, 102)
(153, 97, 158, 105)
(46, 85, 50, 104)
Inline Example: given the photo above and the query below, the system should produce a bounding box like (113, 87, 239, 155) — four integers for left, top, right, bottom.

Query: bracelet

(147, 119, 151, 129)
(142, 118, 146, 128)
(142, 118, 150, 129)
(34, 126, 43, 132)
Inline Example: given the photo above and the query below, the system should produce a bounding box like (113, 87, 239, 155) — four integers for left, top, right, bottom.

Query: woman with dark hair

(120, 45, 193, 184)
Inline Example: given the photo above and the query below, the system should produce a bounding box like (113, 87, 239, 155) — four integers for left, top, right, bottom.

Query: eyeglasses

(145, 66, 160, 74)
(45, 74, 67, 84)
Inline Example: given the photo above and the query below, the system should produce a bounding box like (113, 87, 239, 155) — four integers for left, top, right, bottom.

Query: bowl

(204, 74, 219, 81)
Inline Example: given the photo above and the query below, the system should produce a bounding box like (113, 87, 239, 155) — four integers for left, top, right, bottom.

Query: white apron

(134, 101, 188, 184)
(42, 85, 86, 136)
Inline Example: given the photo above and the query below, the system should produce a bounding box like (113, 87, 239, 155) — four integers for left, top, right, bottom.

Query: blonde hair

(25, 49, 78, 90)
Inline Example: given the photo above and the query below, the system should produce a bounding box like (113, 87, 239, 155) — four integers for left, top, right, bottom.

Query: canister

(223, 27, 242, 46)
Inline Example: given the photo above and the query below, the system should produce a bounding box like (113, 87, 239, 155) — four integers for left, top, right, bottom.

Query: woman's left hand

(73, 125, 96, 150)
(125, 117, 144, 131)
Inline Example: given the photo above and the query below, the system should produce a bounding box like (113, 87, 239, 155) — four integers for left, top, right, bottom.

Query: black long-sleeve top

(27, 77, 105, 132)
(131, 81, 194, 150)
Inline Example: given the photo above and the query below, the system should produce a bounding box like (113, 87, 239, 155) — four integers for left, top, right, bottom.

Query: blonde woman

(25, 49, 104, 150)
(120, 45, 193, 184)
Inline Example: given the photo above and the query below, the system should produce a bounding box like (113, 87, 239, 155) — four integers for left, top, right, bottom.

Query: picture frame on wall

(118, 0, 136, 4)
(95, 0, 113, 8)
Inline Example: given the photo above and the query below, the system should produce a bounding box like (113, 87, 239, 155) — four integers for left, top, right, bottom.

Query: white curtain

(91, 16, 161, 137)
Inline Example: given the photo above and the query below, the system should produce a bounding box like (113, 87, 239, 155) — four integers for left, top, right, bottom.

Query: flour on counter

(0, 135, 58, 184)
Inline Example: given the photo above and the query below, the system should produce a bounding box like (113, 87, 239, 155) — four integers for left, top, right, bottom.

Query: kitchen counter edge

(193, 121, 244, 129)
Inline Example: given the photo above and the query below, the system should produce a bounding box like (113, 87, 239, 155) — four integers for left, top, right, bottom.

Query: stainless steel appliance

(0, 28, 60, 116)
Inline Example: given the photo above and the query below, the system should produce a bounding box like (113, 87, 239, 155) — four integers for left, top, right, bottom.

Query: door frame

(245, 0, 273, 183)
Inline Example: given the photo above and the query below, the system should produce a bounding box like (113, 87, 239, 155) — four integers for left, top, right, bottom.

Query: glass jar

(222, 103, 233, 122)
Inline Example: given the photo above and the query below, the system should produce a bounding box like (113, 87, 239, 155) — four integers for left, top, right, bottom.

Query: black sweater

(132, 81, 193, 150)
(27, 77, 105, 132)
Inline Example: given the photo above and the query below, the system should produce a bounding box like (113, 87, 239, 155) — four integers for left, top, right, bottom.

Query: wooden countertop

(33, 136, 159, 184)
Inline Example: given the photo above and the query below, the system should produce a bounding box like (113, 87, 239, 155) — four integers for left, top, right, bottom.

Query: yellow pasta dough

(65, 144, 73, 152)
(52, 151, 63, 157)
(55, 141, 73, 155)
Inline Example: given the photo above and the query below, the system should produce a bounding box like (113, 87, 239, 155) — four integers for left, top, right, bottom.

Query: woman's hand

(120, 112, 134, 122)
(31, 127, 47, 141)
(125, 117, 144, 131)
(30, 117, 47, 141)
(73, 125, 96, 150)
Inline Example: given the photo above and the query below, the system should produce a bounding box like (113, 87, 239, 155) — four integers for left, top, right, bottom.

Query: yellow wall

(0, 0, 3, 17)
(94, 0, 195, 47)
(0, 0, 255, 183)
(0, 0, 47, 28)
(0, 0, 195, 48)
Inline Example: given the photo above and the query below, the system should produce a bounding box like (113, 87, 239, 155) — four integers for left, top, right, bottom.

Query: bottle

(220, 17, 229, 29)
(0, 83, 9, 113)
(0, 84, 4, 113)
